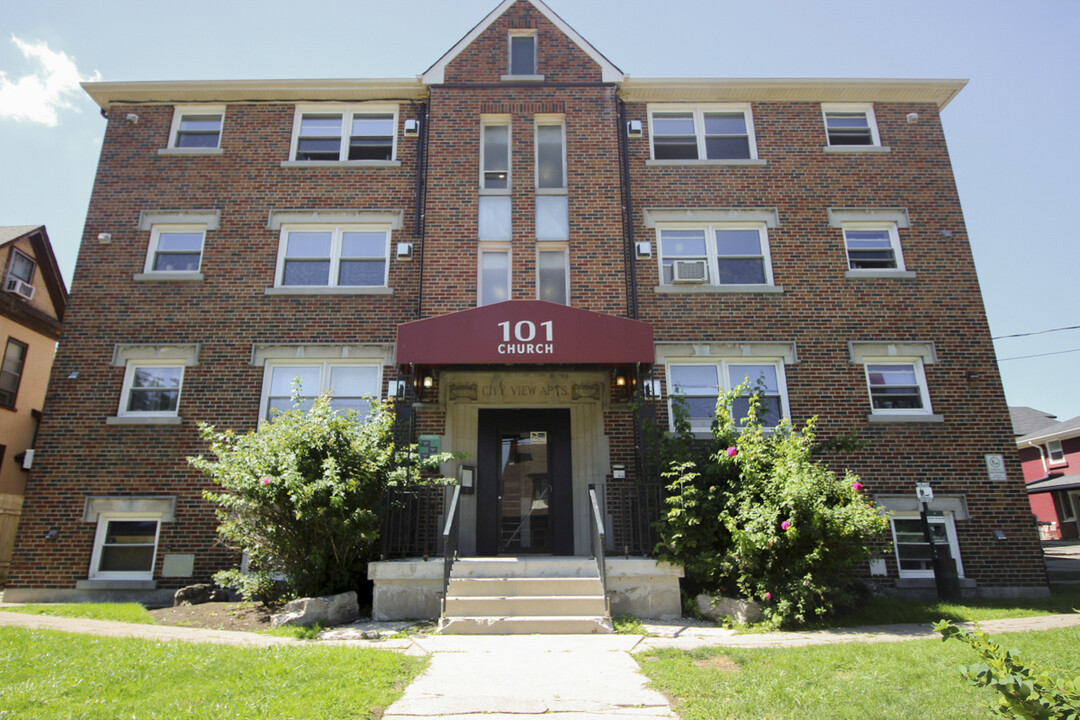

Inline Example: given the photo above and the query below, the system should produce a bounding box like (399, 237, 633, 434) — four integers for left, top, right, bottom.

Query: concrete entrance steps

(439, 557, 613, 635)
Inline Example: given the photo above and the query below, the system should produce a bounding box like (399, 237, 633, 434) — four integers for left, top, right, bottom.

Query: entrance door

(477, 409, 573, 555)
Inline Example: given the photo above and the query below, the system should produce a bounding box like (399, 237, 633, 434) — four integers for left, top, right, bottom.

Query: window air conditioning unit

(671, 260, 707, 283)
(4, 277, 34, 300)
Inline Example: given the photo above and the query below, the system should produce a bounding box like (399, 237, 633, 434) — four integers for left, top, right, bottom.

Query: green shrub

(655, 384, 890, 627)
(190, 391, 455, 600)
(936, 620, 1080, 719)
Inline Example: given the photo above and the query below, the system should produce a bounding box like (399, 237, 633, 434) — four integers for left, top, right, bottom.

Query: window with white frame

(168, 106, 224, 149)
(649, 105, 757, 161)
(657, 224, 773, 286)
(843, 223, 905, 271)
(1047, 440, 1066, 465)
(144, 225, 205, 273)
(0, 338, 28, 409)
(864, 359, 933, 414)
(261, 361, 381, 421)
(479, 246, 511, 306)
(275, 225, 390, 288)
(890, 512, 963, 578)
(6, 248, 35, 286)
(481, 119, 511, 190)
(823, 104, 881, 147)
(118, 362, 184, 417)
(509, 31, 538, 76)
(667, 360, 788, 432)
(89, 514, 161, 579)
(535, 118, 566, 190)
(289, 106, 397, 162)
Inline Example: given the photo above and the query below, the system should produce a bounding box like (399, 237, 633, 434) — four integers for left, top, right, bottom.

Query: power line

(998, 347, 1080, 362)
(992, 324, 1080, 340)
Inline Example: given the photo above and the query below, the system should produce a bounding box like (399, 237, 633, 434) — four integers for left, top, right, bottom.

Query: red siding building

(7, 0, 1048, 612)
(1014, 409, 1080, 540)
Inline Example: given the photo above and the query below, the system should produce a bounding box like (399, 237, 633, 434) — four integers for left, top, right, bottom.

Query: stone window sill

(264, 287, 394, 296)
(845, 270, 917, 279)
(646, 159, 766, 167)
(157, 148, 224, 156)
(655, 284, 783, 294)
(866, 414, 944, 423)
(824, 146, 892, 154)
(106, 416, 183, 425)
(133, 272, 204, 282)
(280, 160, 402, 168)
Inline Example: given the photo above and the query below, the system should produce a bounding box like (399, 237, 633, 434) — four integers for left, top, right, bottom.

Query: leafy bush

(936, 620, 1080, 719)
(190, 392, 454, 600)
(655, 384, 890, 627)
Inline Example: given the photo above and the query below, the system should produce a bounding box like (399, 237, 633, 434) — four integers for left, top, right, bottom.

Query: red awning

(396, 301, 654, 366)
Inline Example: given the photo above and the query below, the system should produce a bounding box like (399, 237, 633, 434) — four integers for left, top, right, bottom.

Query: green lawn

(0, 602, 156, 624)
(636, 625, 1080, 720)
(0, 627, 425, 720)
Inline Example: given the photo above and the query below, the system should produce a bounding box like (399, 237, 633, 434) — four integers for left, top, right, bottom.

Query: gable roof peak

(422, 0, 623, 85)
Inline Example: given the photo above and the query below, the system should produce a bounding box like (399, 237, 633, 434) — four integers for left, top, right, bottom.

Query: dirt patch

(693, 655, 741, 673)
(149, 601, 277, 632)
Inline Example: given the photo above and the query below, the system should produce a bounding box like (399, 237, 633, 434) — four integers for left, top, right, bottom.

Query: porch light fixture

(616, 374, 627, 387)
(422, 372, 434, 389)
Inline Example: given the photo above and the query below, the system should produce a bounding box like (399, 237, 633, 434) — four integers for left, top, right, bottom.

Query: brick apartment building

(7, 0, 1048, 617)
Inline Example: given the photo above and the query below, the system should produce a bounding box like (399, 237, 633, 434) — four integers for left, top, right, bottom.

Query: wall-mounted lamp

(403, 119, 420, 137)
(396, 242, 414, 260)
(422, 372, 434, 389)
(67, 370, 80, 379)
(615, 373, 627, 387)
(940, 230, 953, 238)
(964, 370, 980, 381)
(97, 233, 112, 244)
(125, 113, 139, 125)
(44, 529, 58, 541)
(906, 112, 920, 124)
(993, 530, 1008, 541)
(635, 240, 652, 258)
(627, 120, 643, 137)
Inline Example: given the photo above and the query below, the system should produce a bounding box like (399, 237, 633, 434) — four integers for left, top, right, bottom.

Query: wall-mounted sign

(915, 482, 934, 503)
(530, 431, 548, 445)
(418, 435, 441, 461)
(985, 454, 1007, 482)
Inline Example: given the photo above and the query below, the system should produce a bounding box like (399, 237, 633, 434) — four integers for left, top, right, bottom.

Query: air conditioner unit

(672, 260, 707, 283)
(4, 277, 34, 300)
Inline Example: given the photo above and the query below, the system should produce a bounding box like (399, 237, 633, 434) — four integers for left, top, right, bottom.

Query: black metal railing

(588, 485, 610, 616)
(441, 485, 461, 615)
(381, 486, 446, 560)
(597, 482, 665, 557)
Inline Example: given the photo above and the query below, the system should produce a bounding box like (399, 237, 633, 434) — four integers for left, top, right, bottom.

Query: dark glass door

(477, 409, 572, 555)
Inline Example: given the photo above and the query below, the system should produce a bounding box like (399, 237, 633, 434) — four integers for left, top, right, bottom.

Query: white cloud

(0, 36, 100, 126)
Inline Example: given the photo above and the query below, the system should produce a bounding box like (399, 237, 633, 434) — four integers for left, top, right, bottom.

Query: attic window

(509, 32, 537, 76)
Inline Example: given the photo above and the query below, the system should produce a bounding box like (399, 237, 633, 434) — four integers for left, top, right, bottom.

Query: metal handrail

(588, 485, 609, 616)
(441, 484, 461, 615)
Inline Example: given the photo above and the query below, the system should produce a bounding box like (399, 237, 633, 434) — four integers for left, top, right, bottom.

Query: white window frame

(863, 358, 933, 416)
(480, 116, 511, 192)
(822, 103, 881, 147)
(536, 242, 569, 305)
(88, 512, 161, 580)
(647, 103, 758, 162)
(274, 224, 391, 289)
(167, 105, 224, 150)
(143, 224, 206, 274)
(534, 116, 567, 192)
(655, 222, 774, 287)
(118, 360, 185, 418)
(507, 29, 539, 77)
(665, 359, 789, 433)
(287, 105, 399, 163)
(6, 248, 35, 285)
(842, 221, 906, 272)
(1047, 439, 1066, 466)
(890, 511, 964, 579)
(259, 360, 382, 423)
(478, 243, 512, 307)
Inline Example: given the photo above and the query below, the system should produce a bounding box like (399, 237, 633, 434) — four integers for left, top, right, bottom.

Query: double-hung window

(145, 225, 205, 273)
(118, 362, 184, 418)
(667, 360, 788, 432)
(289, 106, 397, 162)
(535, 118, 566, 191)
(864, 359, 932, 415)
(275, 225, 390, 288)
(1047, 440, 1066, 465)
(481, 119, 511, 190)
(823, 104, 881, 147)
(0, 338, 28, 409)
(6, 249, 35, 287)
(890, 512, 963, 579)
(843, 223, 905, 271)
(261, 361, 381, 421)
(649, 104, 757, 161)
(167, 106, 224, 150)
(508, 30, 538, 76)
(89, 514, 161, 580)
(657, 224, 773, 287)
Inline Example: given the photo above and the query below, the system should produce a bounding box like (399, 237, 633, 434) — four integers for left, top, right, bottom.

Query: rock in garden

(174, 583, 229, 606)
(696, 593, 763, 624)
(271, 590, 359, 628)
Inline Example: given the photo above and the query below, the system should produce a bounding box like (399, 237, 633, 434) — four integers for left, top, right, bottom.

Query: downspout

(414, 100, 430, 320)
(617, 97, 639, 320)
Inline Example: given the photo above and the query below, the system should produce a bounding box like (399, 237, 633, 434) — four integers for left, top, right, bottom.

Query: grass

(613, 613, 649, 635)
(0, 602, 156, 624)
(636, 625, 1080, 720)
(261, 622, 326, 639)
(0, 626, 425, 719)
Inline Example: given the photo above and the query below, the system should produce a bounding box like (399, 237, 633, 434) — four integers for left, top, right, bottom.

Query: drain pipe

(617, 97, 639, 320)
(414, 100, 430, 320)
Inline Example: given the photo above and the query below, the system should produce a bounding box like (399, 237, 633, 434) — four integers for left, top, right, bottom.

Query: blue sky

(2, 0, 1078, 421)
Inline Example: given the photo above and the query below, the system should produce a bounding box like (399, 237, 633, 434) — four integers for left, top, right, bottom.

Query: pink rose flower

(764, 592, 772, 601)
(260, 477, 271, 485)
(781, 520, 791, 531)
(726, 446, 738, 458)
(852, 481, 864, 491)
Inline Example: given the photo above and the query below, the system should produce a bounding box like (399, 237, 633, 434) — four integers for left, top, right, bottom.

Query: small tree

(190, 392, 453, 600)
(656, 383, 890, 627)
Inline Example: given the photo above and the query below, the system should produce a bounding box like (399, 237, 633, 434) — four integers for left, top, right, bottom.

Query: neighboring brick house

(7, 0, 1048, 613)
(0, 226, 67, 585)
(1013, 407, 1080, 541)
